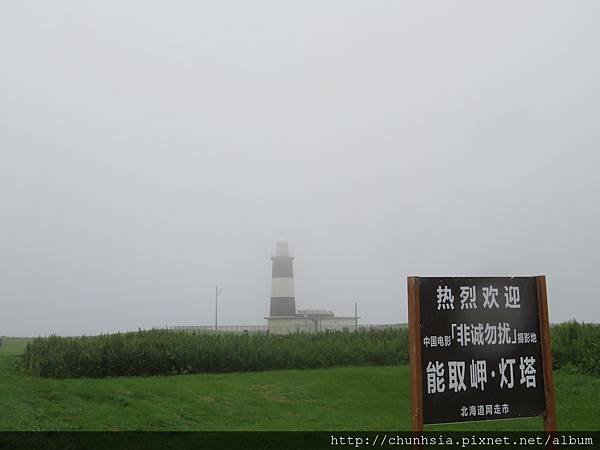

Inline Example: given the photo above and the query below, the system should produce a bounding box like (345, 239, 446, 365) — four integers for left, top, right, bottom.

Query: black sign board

(407, 276, 556, 430)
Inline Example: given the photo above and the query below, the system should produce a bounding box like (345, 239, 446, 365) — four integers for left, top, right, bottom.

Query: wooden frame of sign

(407, 275, 556, 431)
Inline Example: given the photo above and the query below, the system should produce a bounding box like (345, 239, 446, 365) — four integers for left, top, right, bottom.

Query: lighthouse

(266, 240, 358, 334)
(269, 241, 296, 316)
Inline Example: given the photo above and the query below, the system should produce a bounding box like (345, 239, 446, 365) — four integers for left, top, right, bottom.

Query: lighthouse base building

(267, 310, 358, 335)
(265, 241, 358, 335)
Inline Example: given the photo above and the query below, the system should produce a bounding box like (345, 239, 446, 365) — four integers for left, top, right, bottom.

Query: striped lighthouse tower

(270, 241, 296, 316)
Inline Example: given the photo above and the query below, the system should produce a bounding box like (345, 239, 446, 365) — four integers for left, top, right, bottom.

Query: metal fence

(168, 324, 405, 334)
(169, 325, 269, 334)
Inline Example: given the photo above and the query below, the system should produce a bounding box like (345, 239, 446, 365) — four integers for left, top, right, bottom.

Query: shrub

(550, 320, 600, 375)
(21, 328, 408, 378)
(21, 321, 600, 379)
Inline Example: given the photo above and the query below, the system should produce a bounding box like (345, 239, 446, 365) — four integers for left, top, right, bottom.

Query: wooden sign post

(408, 276, 556, 431)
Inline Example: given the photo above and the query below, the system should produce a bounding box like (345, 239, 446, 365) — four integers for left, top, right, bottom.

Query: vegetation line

(20, 321, 599, 379)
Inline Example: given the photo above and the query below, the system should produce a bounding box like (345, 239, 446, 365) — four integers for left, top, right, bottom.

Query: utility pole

(215, 285, 222, 331)
(355, 301, 358, 332)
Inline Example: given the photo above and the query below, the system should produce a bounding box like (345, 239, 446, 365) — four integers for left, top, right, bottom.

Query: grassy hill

(1, 337, 598, 431)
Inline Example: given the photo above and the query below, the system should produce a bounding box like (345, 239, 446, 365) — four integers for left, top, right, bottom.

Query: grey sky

(1, 1, 599, 336)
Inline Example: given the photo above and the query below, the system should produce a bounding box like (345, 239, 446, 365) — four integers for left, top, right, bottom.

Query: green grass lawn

(1, 337, 598, 431)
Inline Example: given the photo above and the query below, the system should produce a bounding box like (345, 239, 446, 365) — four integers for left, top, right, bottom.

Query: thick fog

(1, 1, 599, 336)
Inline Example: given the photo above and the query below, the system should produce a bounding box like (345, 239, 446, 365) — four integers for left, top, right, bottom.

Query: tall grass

(551, 320, 600, 375)
(21, 322, 599, 379)
(22, 328, 408, 378)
